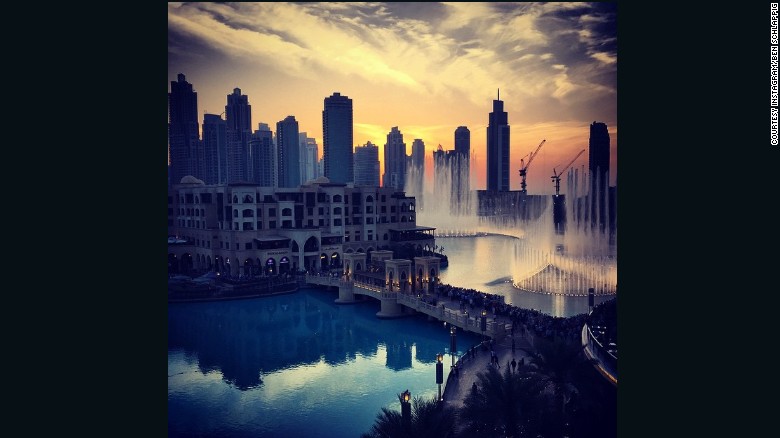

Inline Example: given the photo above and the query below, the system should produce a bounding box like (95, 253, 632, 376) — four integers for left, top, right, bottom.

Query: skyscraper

(277, 116, 300, 188)
(225, 88, 252, 183)
(486, 92, 510, 192)
(299, 132, 319, 183)
(202, 113, 228, 184)
(409, 139, 426, 207)
(249, 123, 275, 187)
(353, 141, 380, 186)
(323, 92, 354, 184)
(383, 127, 407, 190)
(589, 121, 610, 229)
(168, 73, 201, 186)
(454, 126, 470, 158)
(453, 126, 471, 204)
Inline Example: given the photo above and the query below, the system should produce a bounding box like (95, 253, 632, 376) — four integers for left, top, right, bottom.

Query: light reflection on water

(437, 235, 614, 317)
(168, 289, 481, 437)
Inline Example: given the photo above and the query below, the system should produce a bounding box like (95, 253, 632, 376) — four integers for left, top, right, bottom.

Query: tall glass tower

(486, 91, 510, 192)
(323, 92, 353, 184)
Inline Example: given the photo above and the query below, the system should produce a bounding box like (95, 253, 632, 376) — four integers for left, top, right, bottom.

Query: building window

(319, 219, 324, 226)
(318, 207, 324, 215)
(334, 207, 342, 215)
(270, 221, 276, 229)
(308, 219, 314, 227)
(236, 243, 240, 250)
(234, 222, 239, 230)
(269, 208, 276, 217)
(257, 221, 263, 229)
(345, 232, 350, 242)
(234, 209, 239, 217)
(243, 194, 253, 203)
(256, 208, 262, 217)
(233, 195, 238, 203)
(366, 206, 373, 213)
(245, 242, 252, 249)
(308, 207, 313, 216)
(391, 206, 396, 213)
(391, 217, 397, 223)
(333, 195, 342, 202)
(220, 242, 223, 248)
(243, 222, 253, 231)
(345, 207, 349, 215)
(243, 209, 253, 217)
(367, 217, 374, 224)
(334, 218, 342, 226)
(282, 220, 292, 228)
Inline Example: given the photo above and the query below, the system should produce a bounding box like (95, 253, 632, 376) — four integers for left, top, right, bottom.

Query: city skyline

(169, 2, 617, 194)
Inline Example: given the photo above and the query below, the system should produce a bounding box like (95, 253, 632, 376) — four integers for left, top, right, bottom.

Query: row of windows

(178, 192, 414, 210)
(178, 214, 415, 231)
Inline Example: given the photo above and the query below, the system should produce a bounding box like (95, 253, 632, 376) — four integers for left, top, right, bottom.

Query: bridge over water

(305, 273, 511, 340)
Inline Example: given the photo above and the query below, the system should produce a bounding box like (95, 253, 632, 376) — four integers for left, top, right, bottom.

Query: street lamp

(435, 353, 443, 402)
(450, 325, 457, 368)
(400, 389, 411, 430)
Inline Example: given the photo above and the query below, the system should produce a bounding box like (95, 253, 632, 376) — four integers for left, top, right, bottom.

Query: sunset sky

(168, 2, 617, 194)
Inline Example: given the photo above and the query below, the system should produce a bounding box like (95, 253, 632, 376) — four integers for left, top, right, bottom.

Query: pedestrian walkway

(441, 332, 534, 410)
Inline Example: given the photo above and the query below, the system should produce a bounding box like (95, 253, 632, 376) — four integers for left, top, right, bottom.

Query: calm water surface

(169, 288, 481, 437)
(168, 235, 615, 436)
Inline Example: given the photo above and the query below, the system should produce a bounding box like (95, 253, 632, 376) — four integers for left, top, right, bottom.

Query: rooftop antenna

(497, 88, 500, 100)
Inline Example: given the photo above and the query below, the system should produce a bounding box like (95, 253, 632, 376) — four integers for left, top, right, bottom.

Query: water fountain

(409, 154, 617, 298)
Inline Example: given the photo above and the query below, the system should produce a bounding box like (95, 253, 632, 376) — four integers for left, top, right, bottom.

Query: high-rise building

(249, 123, 275, 187)
(202, 114, 228, 184)
(323, 92, 354, 184)
(277, 116, 300, 188)
(452, 126, 471, 205)
(383, 126, 407, 190)
(486, 92, 510, 191)
(409, 139, 425, 206)
(353, 141, 380, 186)
(168, 73, 201, 186)
(589, 121, 610, 229)
(225, 88, 252, 183)
(299, 132, 319, 183)
(454, 126, 470, 158)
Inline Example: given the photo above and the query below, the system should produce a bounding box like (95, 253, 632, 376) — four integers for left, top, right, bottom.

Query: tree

(520, 336, 614, 438)
(361, 393, 456, 438)
(458, 363, 547, 437)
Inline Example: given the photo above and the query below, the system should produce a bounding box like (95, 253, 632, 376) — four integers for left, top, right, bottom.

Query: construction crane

(551, 149, 585, 195)
(518, 139, 546, 194)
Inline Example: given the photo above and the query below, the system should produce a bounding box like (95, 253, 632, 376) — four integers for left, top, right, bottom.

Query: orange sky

(169, 2, 617, 194)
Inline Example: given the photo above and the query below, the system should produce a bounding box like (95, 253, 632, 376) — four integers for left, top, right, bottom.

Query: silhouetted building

(225, 88, 252, 183)
(589, 122, 610, 230)
(323, 92, 354, 184)
(168, 73, 201, 186)
(354, 142, 380, 186)
(202, 113, 228, 184)
(409, 139, 425, 206)
(249, 123, 274, 187)
(487, 92, 510, 192)
(277, 116, 300, 188)
(452, 126, 470, 203)
(383, 127, 407, 190)
(454, 126, 470, 158)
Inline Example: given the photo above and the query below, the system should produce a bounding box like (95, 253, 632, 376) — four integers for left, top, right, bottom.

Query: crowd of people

(434, 282, 616, 345)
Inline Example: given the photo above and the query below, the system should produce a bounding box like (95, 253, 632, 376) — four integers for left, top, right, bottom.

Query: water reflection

(169, 289, 481, 437)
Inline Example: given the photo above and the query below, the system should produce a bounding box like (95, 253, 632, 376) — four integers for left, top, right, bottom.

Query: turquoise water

(168, 288, 481, 437)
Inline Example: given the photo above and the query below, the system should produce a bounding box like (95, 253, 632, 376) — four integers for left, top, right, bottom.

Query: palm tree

(520, 336, 611, 438)
(457, 363, 547, 437)
(361, 393, 456, 438)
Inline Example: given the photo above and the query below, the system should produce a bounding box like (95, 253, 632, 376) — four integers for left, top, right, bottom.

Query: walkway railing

(585, 324, 617, 383)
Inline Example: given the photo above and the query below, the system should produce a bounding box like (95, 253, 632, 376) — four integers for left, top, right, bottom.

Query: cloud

(169, 2, 616, 126)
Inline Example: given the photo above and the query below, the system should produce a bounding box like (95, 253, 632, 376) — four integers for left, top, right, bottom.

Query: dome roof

(179, 175, 205, 185)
